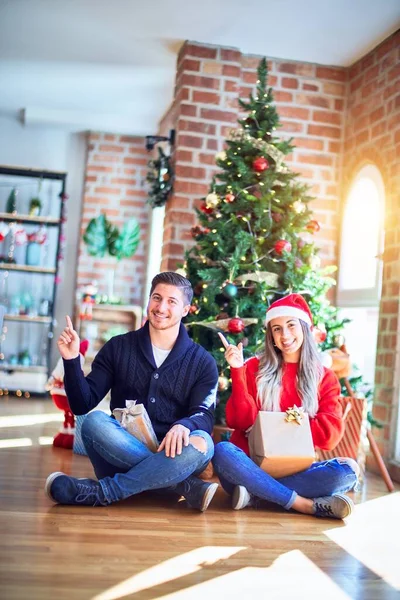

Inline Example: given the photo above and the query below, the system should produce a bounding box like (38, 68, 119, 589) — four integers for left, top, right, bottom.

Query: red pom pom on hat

(265, 294, 313, 327)
(79, 339, 89, 356)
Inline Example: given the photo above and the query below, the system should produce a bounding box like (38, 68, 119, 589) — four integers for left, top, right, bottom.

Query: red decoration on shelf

(274, 239, 292, 255)
(225, 193, 235, 203)
(227, 317, 245, 334)
(252, 157, 269, 172)
(306, 220, 321, 233)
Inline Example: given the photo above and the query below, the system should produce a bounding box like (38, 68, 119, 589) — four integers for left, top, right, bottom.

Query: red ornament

(274, 239, 292, 255)
(252, 157, 269, 172)
(227, 317, 245, 334)
(306, 220, 321, 233)
(189, 304, 198, 314)
(313, 325, 327, 344)
(200, 202, 213, 215)
(272, 212, 282, 223)
(225, 193, 235, 203)
(297, 238, 306, 249)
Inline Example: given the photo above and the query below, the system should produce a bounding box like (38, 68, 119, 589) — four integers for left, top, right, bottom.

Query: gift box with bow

(248, 406, 315, 478)
(113, 400, 159, 453)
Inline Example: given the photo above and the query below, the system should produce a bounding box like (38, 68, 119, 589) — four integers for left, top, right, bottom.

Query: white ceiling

(0, 0, 399, 135)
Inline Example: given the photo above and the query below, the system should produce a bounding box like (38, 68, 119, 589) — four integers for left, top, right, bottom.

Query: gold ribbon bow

(285, 405, 305, 425)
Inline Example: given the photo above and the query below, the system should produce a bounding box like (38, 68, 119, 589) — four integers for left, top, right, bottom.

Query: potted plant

(29, 197, 42, 217)
(83, 213, 141, 303)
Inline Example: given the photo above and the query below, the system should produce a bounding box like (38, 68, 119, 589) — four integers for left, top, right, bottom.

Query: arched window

(337, 164, 385, 383)
(338, 164, 385, 306)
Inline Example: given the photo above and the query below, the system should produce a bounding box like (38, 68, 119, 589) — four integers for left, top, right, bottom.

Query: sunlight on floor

(91, 546, 246, 600)
(0, 413, 63, 428)
(324, 492, 400, 590)
(0, 437, 33, 448)
(91, 547, 352, 600)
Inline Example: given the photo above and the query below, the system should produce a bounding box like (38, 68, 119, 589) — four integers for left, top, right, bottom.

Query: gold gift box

(248, 408, 315, 478)
(113, 400, 159, 453)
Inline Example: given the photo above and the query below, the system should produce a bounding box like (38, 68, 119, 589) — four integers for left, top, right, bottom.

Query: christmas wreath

(146, 147, 174, 208)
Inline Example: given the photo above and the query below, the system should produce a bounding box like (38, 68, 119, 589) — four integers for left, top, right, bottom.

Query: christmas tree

(184, 58, 346, 423)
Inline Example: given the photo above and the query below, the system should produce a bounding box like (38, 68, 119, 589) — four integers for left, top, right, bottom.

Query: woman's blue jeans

(213, 441, 359, 510)
(81, 411, 214, 504)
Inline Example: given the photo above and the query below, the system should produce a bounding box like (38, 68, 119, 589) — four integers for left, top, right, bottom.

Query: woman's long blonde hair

(256, 320, 324, 417)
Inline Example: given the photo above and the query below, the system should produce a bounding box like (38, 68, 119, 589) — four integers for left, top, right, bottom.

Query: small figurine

(79, 282, 98, 320)
(46, 339, 89, 449)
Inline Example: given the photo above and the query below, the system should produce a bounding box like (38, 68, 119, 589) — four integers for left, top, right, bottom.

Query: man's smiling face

(147, 284, 190, 331)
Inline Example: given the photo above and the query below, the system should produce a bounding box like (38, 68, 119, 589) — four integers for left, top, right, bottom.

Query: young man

(45, 272, 219, 511)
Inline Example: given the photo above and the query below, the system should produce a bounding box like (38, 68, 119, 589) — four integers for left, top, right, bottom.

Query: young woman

(213, 293, 359, 520)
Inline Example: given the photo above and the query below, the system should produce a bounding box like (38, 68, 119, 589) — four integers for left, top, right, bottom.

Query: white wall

(0, 115, 86, 368)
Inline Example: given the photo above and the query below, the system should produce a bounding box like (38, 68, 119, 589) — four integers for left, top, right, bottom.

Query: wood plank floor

(0, 397, 399, 600)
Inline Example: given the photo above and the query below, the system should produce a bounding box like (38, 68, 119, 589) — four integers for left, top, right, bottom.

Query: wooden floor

(1, 398, 399, 600)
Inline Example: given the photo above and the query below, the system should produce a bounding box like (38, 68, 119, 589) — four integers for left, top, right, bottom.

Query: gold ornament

(236, 271, 279, 287)
(215, 151, 227, 162)
(218, 375, 229, 391)
(293, 201, 305, 214)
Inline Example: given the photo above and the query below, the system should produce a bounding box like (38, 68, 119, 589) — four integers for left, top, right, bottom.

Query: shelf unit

(0, 165, 66, 395)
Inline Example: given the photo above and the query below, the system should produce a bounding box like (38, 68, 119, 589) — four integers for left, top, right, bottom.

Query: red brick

(181, 74, 220, 90)
(370, 106, 385, 123)
(278, 63, 315, 77)
(94, 186, 121, 195)
(173, 180, 209, 195)
(123, 156, 147, 165)
(224, 80, 238, 93)
(297, 153, 334, 166)
(241, 56, 262, 69)
(104, 134, 116, 142)
(200, 109, 237, 123)
(168, 210, 196, 225)
(180, 59, 201, 72)
(280, 120, 304, 133)
(278, 106, 310, 120)
(110, 177, 135, 185)
(292, 137, 324, 151)
(302, 83, 319, 92)
(179, 119, 216, 135)
(175, 165, 206, 179)
(87, 165, 113, 173)
(180, 103, 197, 117)
(323, 82, 346, 96)
(175, 150, 193, 162)
(222, 64, 241, 78)
(184, 44, 217, 59)
(329, 141, 341, 153)
(98, 144, 124, 153)
(296, 94, 331, 109)
(192, 90, 221, 104)
(282, 77, 299, 89)
(199, 153, 217, 165)
(307, 124, 341, 139)
(312, 110, 342, 125)
(316, 66, 346, 82)
(355, 130, 370, 145)
(364, 64, 380, 83)
(243, 71, 258, 84)
(177, 134, 203, 148)
(85, 175, 97, 182)
(335, 99, 344, 111)
(207, 138, 218, 151)
(220, 48, 241, 62)
(274, 91, 293, 102)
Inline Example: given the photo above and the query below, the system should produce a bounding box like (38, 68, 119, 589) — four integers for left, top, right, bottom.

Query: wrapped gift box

(248, 408, 315, 478)
(113, 400, 159, 453)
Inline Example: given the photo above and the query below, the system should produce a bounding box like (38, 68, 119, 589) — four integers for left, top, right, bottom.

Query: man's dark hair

(150, 271, 193, 305)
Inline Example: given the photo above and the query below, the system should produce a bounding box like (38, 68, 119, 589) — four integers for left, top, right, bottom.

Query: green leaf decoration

(112, 218, 141, 261)
(83, 214, 109, 257)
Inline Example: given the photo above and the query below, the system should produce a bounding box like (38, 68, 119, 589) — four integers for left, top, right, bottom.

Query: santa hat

(265, 294, 313, 327)
(79, 339, 89, 356)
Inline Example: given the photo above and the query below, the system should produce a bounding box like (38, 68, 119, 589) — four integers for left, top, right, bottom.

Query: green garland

(146, 147, 174, 208)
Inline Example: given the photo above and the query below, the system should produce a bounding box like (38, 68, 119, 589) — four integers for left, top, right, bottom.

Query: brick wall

(161, 41, 347, 271)
(342, 30, 400, 475)
(77, 132, 149, 305)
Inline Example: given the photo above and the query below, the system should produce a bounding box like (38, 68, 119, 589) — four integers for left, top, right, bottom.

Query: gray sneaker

(177, 476, 219, 512)
(232, 485, 253, 510)
(313, 494, 354, 519)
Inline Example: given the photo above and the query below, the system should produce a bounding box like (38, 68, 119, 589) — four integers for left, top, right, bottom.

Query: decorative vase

(26, 242, 41, 266)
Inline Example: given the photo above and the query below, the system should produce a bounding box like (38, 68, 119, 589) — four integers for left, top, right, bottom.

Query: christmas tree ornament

(272, 212, 283, 223)
(297, 238, 306, 249)
(236, 271, 279, 286)
(309, 255, 321, 269)
(295, 258, 303, 269)
(313, 324, 327, 344)
(189, 304, 198, 314)
(224, 193, 235, 203)
(252, 157, 269, 172)
(200, 202, 213, 215)
(218, 375, 229, 391)
(205, 192, 220, 208)
(306, 220, 321, 233)
(274, 239, 292, 255)
(293, 201, 305, 213)
(227, 317, 245, 333)
(223, 282, 238, 298)
(215, 151, 227, 162)
(333, 334, 345, 348)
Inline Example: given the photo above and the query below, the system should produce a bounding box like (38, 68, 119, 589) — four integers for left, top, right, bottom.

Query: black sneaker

(313, 494, 354, 519)
(177, 476, 218, 512)
(45, 471, 108, 506)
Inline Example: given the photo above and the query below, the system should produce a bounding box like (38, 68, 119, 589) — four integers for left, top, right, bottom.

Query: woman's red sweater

(226, 357, 343, 455)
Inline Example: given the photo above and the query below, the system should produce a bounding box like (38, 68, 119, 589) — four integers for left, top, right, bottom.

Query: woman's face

(270, 316, 304, 363)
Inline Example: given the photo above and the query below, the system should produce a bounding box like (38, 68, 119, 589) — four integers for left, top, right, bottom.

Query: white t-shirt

(152, 344, 171, 368)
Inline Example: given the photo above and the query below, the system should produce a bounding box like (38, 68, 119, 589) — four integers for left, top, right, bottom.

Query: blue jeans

(213, 442, 359, 510)
(81, 411, 214, 504)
